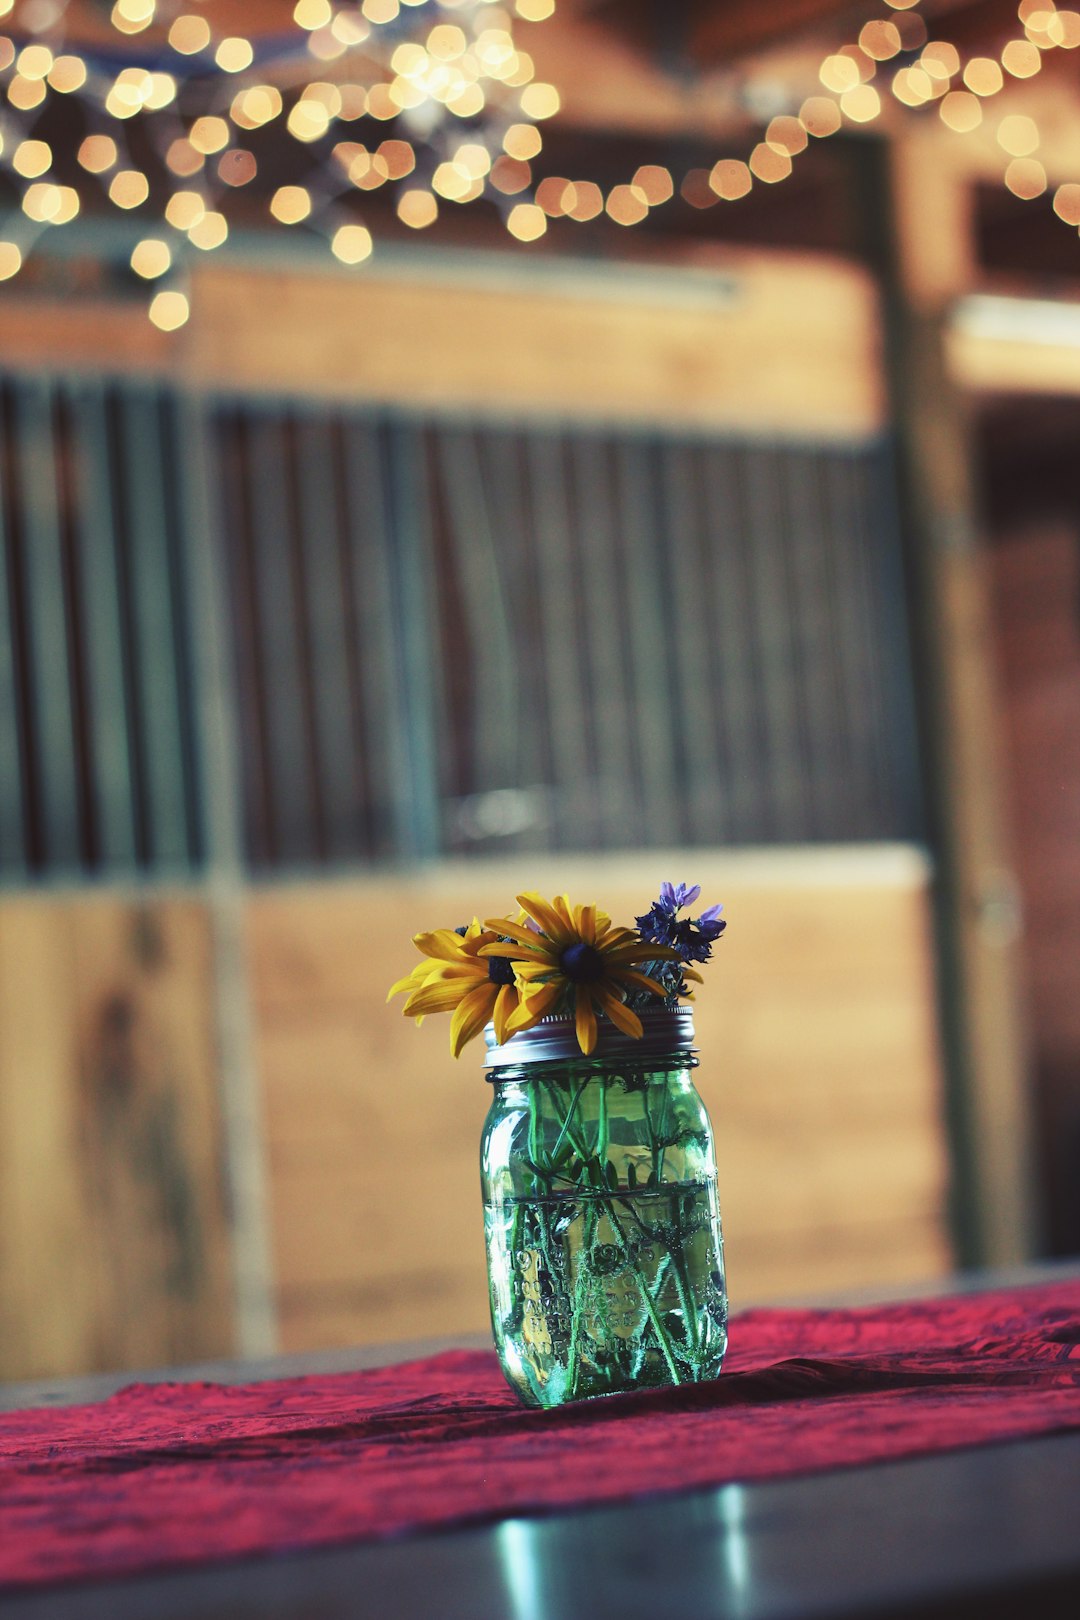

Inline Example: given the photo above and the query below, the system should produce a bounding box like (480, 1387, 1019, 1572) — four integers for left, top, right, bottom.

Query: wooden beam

(183, 251, 884, 439)
(869, 129, 1037, 1267)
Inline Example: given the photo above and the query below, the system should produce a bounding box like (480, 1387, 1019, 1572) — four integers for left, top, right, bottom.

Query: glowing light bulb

(149, 291, 190, 332)
(270, 185, 312, 223)
(131, 238, 172, 278)
(109, 170, 150, 209)
(507, 202, 546, 240)
(397, 189, 438, 228)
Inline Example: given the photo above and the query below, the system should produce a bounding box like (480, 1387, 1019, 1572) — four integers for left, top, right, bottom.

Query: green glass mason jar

(480, 1006, 727, 1409)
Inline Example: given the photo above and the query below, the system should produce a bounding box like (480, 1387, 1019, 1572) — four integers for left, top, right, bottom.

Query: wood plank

(0, 901, 97, 1378)
(187, 256, 885, 440)
(948, 314, 1080, 399)
(68, 896, 235, 1370)
(247, 850, 951, 1352)
(0, 894, 236, 1379)
(0, 298, 171, 377)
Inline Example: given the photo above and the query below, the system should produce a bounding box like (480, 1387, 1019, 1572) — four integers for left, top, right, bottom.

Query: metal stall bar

(614, 437, 680, 844)
(11, 378, 81, 872)
(0, 385, 26, 877)
(65, 379, 138, 870)
(569, 432, 640, 850)
(384, 419, 441, 860)
(661, 439, 728, 844)
(341, 416, 404, 861)
(115, 385, 194, 869)
(247, 410, 319, 866)
(527, 430, 593, 848)
(295, 411, 363, 864)
(433, 424, 521, 818)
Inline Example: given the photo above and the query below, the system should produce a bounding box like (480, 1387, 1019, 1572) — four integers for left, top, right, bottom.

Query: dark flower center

(486, 954, 517, 986)
(559, 942, 604, 983)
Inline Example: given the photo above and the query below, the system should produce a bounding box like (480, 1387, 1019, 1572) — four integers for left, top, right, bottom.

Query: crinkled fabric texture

(2, 1281, 1079, 1592)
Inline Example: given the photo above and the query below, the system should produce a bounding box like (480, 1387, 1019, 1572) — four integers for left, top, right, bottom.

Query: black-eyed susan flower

(480, 891, 679, 1057)
(387, 919, 527, 1058)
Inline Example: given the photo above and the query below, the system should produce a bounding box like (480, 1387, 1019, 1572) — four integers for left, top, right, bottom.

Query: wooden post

(862, 127, 1037, 1266)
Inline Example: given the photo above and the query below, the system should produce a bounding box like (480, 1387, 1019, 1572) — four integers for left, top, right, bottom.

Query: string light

(0, 0, 1076, 326)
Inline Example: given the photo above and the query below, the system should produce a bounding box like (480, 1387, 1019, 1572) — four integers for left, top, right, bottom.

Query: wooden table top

(3, 1265, 1079, 1620)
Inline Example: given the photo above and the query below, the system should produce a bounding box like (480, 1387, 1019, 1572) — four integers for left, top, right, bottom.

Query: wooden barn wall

(248, 853, 951, 1353)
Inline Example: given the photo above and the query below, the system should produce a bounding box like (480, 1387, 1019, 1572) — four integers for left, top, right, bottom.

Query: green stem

(565, 1201, 598, 1399)
(603, 1200, 682, 1385)
(654, 1079, 672, 1182)
(548, 1075, 591, 1168)
(536, 1077, 683, 1387)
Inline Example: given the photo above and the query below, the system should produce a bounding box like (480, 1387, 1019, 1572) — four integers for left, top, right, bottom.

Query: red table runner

(2, 1279, 1079, 1593)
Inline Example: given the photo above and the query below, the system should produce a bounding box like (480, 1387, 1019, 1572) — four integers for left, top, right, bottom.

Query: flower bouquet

(390, 882, 728, 1408)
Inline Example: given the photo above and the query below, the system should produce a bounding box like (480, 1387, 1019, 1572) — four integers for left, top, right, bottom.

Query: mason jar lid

(484, 1003, 696, 1071)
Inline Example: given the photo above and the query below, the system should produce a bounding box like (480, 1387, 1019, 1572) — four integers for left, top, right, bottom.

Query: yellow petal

(492, 982, 519, 1045)
(553, 894, 575, 933)
(516, 892, 571, 943)
(505, 982, 561, 1033)
(404, 977, 477, 1017)
(477, 942, 541, 963)
(595, 988, 643, 1039)
(413, 929, 469, 962)
(577, 903, 597, 944)
(482, 919, 549, 952)
(513, 961, 556, 982)
(575, 984, 597, 1055)
(387, 965, 429, 1002)
(450, 981, 498, 1058)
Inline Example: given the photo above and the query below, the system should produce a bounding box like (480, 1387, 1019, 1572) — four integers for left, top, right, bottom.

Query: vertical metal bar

(176, 389, 278, 1357)
(341, 415, 404, 860)
(248, 410, 317, 865)
(13, 377, 81, 870)
(661, 440, 727, 844)
(777, 449, 836, 841)
(790, 450, 848, 842)
(479, 427, 550, 818)
(216, 408, 273, 868)
(0, 385, 26, 877)
(615, 437, 680, 842)
(569, 433, 639, 847)
(435, 424, 519, 799)
(295, 411, 362, 863)
(705, 447, 768, 842)
(866, 440, 925, 839)
(527, 430, 593, 847)
(741, 443, 805, 841)
(385, 418, 441, 860)
(117, 385, 191, 867)
(847, 447, 921, 836)
(824, 451, 882, 835)
(65, 379, 138, 869)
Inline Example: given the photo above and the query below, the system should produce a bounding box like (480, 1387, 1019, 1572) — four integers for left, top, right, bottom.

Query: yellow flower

(480, 892, 678, 1057)
(387, 919, 523, 1058)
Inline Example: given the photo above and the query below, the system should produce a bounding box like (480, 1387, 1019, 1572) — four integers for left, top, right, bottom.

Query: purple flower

(636, 883, 727, 967)
(658, 881, 701, 914)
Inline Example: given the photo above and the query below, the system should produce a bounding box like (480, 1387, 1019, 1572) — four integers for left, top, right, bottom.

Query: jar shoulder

(480, 1072, 716, 1196)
